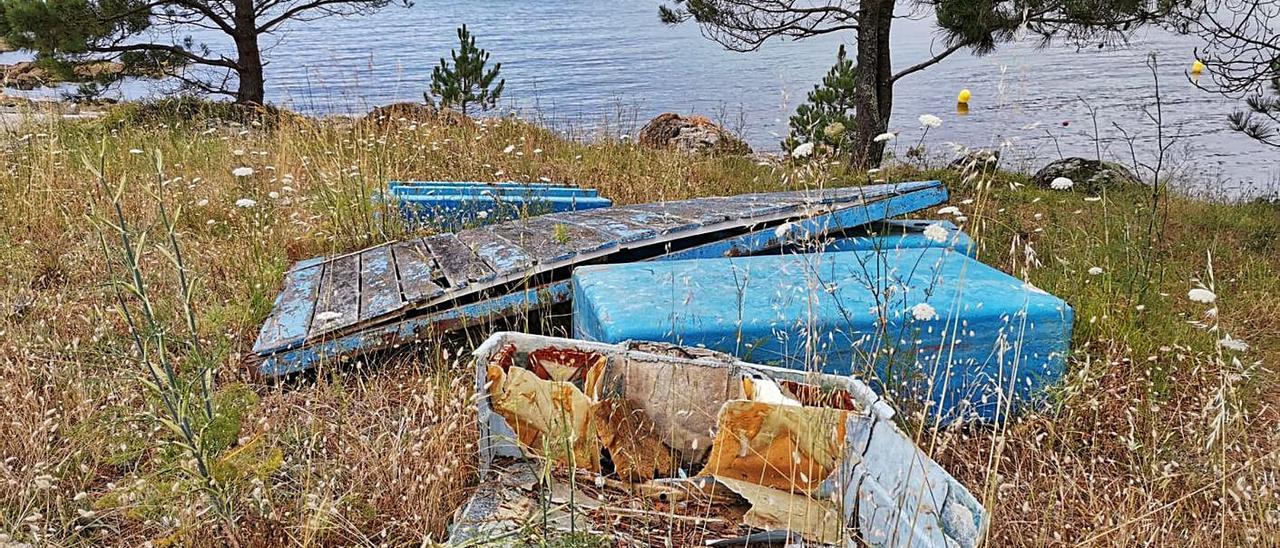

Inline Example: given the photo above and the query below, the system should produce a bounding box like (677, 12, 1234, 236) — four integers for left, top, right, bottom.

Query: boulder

(3, 62, 52, 89)
(1033, 157, 1141, 190)
(638, 113, 751, 155)
(363, 101, 438, 124)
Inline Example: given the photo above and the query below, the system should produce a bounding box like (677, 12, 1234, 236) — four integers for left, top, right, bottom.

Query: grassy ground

(1, 105, 1277, 546)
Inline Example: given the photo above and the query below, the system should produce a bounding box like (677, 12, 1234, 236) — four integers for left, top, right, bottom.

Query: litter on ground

(450, 332, 986, 547)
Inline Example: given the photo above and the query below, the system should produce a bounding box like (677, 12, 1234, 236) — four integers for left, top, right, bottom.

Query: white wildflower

(77, 509, 96, 519)
(937, 206, 961, 215)
(74, 492, 88, 502)
(873, 132, 897, 143)
(918, 114, 942, 128)
(910, 302, 938, 321)
(232, 166, 255, 177)
(234, 198, 257, 208)
(128, 148, 143, 155)
(1050, 177, 1075, 190)
(922, 223, 949, 243)
(1188, 288, 1217, 304)
(1088, 267, 1104, 276)
(268, 191, 280, 199)
(196, 199, 209, 207)
(791, 142, 815, 159)
(774, 222, 794, 239)
(233, 149, 245, 156)
(1084, 196, 1102, 202)
(533, 148, 543, 154)
(1218, 336, 1248, 353)
(503, 144, 516, 154)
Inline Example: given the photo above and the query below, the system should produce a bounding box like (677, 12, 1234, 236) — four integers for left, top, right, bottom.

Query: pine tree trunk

(232, 0, 265, 105)
(850, 0, 895, 169)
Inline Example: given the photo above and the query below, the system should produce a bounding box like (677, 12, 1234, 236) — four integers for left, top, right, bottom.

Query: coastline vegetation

(0, 102, 1277, 546)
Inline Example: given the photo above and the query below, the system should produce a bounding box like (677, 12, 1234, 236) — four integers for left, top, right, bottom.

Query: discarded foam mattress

(451, 331, 986, 547)
(572, 247, 1072, 423)
(249, 181, 947, 377)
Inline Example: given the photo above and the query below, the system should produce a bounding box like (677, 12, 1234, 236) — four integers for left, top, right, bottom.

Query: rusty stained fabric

(485, 360, 603, 471)
(699, 400, 849, 494)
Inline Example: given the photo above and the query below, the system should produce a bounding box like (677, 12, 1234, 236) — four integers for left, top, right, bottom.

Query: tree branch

(891, 41, 968, 83)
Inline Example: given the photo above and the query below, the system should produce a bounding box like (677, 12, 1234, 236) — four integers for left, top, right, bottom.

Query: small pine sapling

(430, 24, 505, 116)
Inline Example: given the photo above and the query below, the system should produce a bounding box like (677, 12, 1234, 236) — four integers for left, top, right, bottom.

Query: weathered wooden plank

(489, 216, 618, 264)
(391, 239, 446, 302)
(456, 227, 535, 276)
(253, 261, 325, 354)
(359, 245, 403, 322)
(605, 206, 701, 234)
(308, 253, 361, 336)
(552, 209, 657, 242)
(424, 232, 494, 287)
(692, 196, 799, 219)
(624, 199, 734, 226)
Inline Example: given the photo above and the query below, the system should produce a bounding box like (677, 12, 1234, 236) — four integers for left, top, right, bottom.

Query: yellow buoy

(957, 89, 972, 103)
(1191, 60, 1204, 75)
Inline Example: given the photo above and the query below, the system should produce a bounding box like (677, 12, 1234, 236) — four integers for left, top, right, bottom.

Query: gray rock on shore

(1033, 157, 1141, 190)
(638, 113, 751, 156)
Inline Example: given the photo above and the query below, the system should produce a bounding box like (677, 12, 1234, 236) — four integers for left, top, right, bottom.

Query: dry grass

(0, 105, 1277, 546)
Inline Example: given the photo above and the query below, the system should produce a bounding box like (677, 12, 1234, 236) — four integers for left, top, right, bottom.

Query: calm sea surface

(16, 1, 1280, 196)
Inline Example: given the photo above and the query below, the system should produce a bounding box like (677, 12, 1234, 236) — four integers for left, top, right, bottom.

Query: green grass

(0, 104, 1276, 546)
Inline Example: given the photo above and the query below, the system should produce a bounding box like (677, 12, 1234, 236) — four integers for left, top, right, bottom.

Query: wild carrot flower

(1188, 288, 1217, 303)
(923, 223, 949, 243)
(128, 148, 143, 155)
(235, 198, 257, 208)
(937, 206, 960, 215)
(918, 114, 942, 128)
(196, 199, 209, 207)
(1050, 177, 1075, 190)
(910, 302, 938, 321)
(503, 145, 516, 154)
(873, 132, 896, 142)
(1088, 267, 1104, 275)
(792, 142, 815, 159)
(1218, 336, 1248, 352)
(232, 167, 255, 177)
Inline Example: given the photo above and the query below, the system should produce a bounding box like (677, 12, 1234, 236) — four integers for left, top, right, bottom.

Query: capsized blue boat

(388, 181, 612, 228)
(250, 181, 948, 377)
(572, 247, 1072, 423)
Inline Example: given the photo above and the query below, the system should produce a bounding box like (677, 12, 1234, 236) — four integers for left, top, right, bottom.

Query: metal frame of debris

(449, 331, 986, 547)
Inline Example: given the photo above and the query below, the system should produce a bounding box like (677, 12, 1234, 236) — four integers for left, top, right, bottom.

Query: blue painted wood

(389, 184, 601, 198)
(391, 239, 446, 302)
(255, 281, 575, 377)
(606, 207, 701, 234)
(456, 227, 535, 276)
(252, 260, 325, 354)
(654, 183, 949, 261)
(358, 245, 402, 322)
(489, 216, 618, 264)
(624, 199, 733, 226)
(308, 253, 360, 336)
(572, 247, 1073, 423)
(818, 219, 974, 257)
(548, 209, 657, 243)
(253, 181, 951, 375)
(424, 232, 494, 287)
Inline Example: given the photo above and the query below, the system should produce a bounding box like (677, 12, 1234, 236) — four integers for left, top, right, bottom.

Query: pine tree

(783, 45, 859, 160)
(430, 25, 505, 116)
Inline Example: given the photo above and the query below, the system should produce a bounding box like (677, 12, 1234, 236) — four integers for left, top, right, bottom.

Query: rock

(638, 113, 751, 155)
(1033, 157, 1140, 190)
(72, 61, 124, 80)
(363, 101, 438, 124)
(3, 62, 52, 90)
